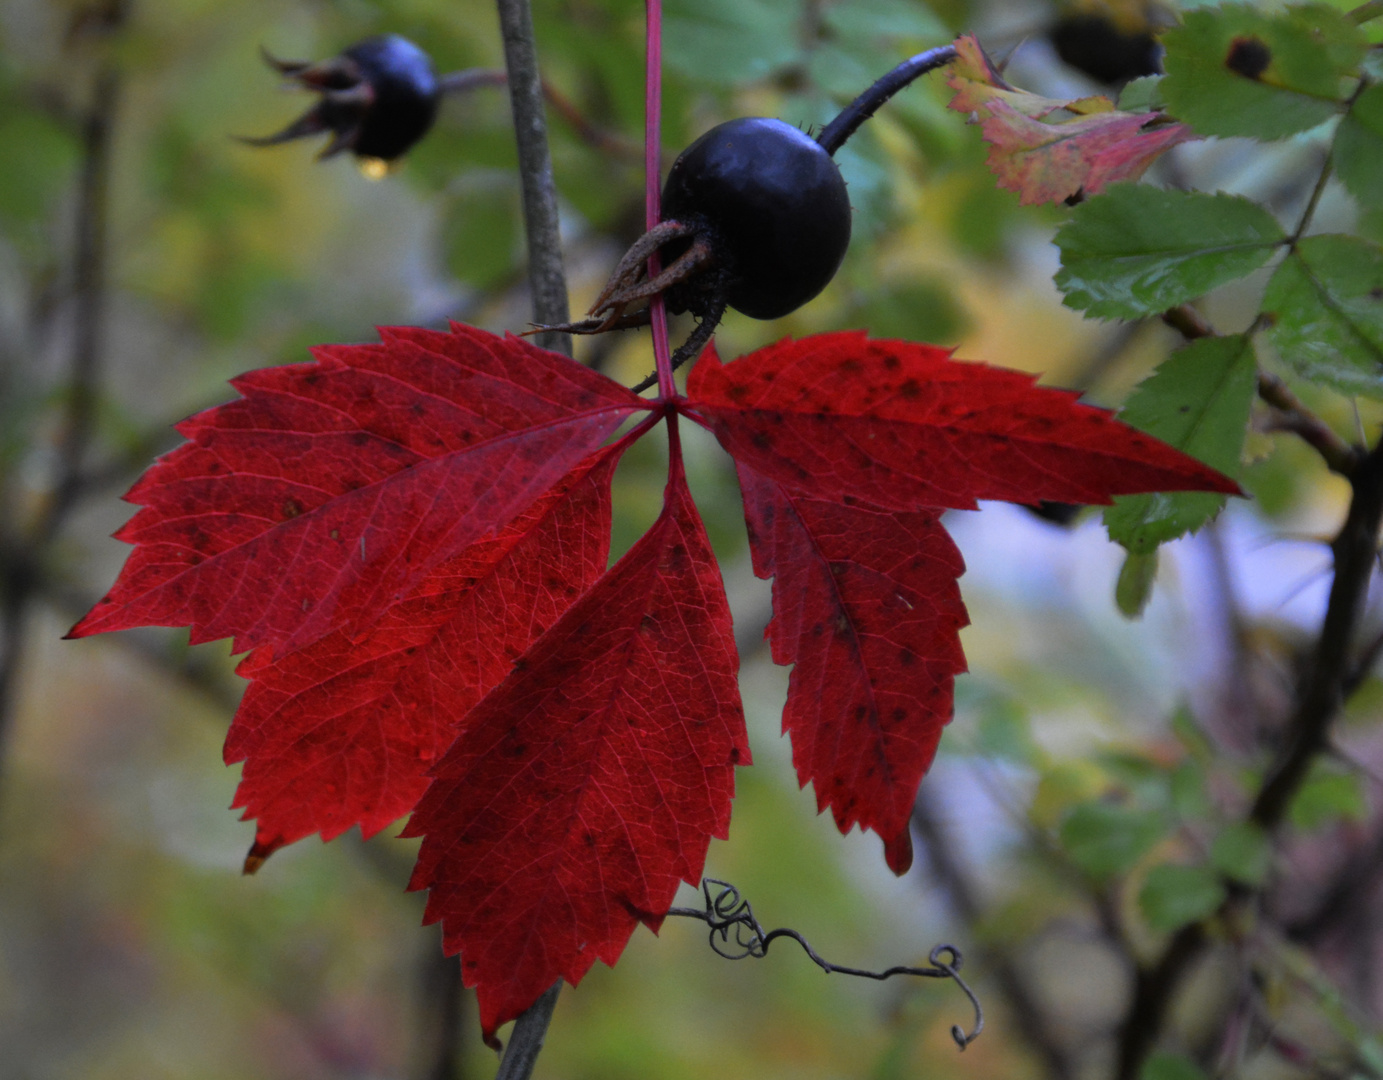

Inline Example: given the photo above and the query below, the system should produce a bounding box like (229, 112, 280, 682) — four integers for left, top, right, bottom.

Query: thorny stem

(496, 0, 571, 356)
(1116, 312, 1383, 1080)
(490, 1, 570, 1074)
(816, 45, 958, 156)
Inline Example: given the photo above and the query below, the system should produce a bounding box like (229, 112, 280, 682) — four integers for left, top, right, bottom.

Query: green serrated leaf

(1210, 822, 1272, 885)
(1336, 85, 1383, 211)
(1055, 186, 1285, 319)
(1060, 802, 1168, 879)
(1116, 549, 1158, 617)
(1161, 4, 1366, 141)
(1263, 234, 1383, 398)
(1104, 335, 1256, 552)
(1138, 864, 1226, 932)
(1141, 1052, 1211, 1080)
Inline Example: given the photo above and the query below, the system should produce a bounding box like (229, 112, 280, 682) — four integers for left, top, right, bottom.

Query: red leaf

(404, 448, 747, 1039)
(69, 324, 647, 654)
(227, 445, 623, 868)
(686, 334, 1240, 513)
(736, 463, 968, 875)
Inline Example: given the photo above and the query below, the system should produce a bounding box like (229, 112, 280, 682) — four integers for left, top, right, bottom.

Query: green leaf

(1104, 335, 1256, 552)
(1335, 85, 1383, 211)
(1055, 186, 1285, 319)
(664, 0, 803, 84)
(1060, 803, 1168, 879)
(1138, 864, 1226, 931)
(1263, 234, 1383, 398)
(1115, 549, 1158, 617)
(1141, 1052, 1211, 1080)
(1210, 822, 1272, 885)
(1117, 75, 1165, 113)
(1161, 4, 1366, 140)
(1288, 765, 1367, 829)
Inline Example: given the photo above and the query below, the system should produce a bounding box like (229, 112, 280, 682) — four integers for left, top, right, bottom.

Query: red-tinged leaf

(736, 463, 968, 876)
(685, 334, 1240, 513)
(69, 324, 648, 654)
(227, 445, 623, 870)
(979, 99, 1198, 206)
(404, 448, 748, 1038)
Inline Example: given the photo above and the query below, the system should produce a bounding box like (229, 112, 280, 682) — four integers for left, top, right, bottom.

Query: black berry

(661, 118, 852, 321)
(1051, 14, 1162, 85)
(247, 34, 440, 162)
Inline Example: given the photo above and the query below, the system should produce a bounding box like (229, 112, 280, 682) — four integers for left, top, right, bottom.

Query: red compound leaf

(403, 449, 747, 1039)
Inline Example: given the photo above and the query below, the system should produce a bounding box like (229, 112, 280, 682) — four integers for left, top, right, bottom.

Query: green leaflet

(1138, 864, 1226, 932)
(1263, 234, 1383, 399)
(1060, 802, 1167, 879)
(1104, 335, 1256, 554)
(1160, 3, 1365, 141)
(1335, 85, 1383, 212)
(1055, 185, 1284, 319)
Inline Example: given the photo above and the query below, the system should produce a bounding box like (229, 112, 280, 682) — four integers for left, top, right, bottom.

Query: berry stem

(644, 0, 676, 401)
(816, 44, 958, 157)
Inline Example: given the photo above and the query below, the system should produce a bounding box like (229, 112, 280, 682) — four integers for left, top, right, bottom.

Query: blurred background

(4, 0, 1383, 1077)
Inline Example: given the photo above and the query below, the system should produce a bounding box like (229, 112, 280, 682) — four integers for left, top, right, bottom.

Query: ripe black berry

(1051, 14, 1163, 85)
(247, 34, 440, 162)
(661, 118, 851, 321)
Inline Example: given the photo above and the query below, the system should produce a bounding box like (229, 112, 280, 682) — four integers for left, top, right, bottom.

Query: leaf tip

(884, 827, 915, 876)
(242, 835, 285, 875)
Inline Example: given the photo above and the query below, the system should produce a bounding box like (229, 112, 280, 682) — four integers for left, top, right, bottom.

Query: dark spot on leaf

(898, 648, 916, 667)
(898, 378, 921, 399)
(891, 707, 907, 722)
(583, 830, 597, 848)
(751, 431, 772, 450)
(1370, 287, 1383, 301)
(883, 355, 901, 371)
(282, 499, 302, 519)
(1226, 36, 1271, 79)
(1178, 405, 1190, 413)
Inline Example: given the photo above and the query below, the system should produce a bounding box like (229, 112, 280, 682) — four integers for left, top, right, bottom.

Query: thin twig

(496, 0, 571, 356)
(493, 983, 560, 1080)
(489, 2, 571, 1074)
(668, 878, 984, 1050)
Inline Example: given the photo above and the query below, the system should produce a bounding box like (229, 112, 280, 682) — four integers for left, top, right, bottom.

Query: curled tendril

(666, 879, 984, 1050)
